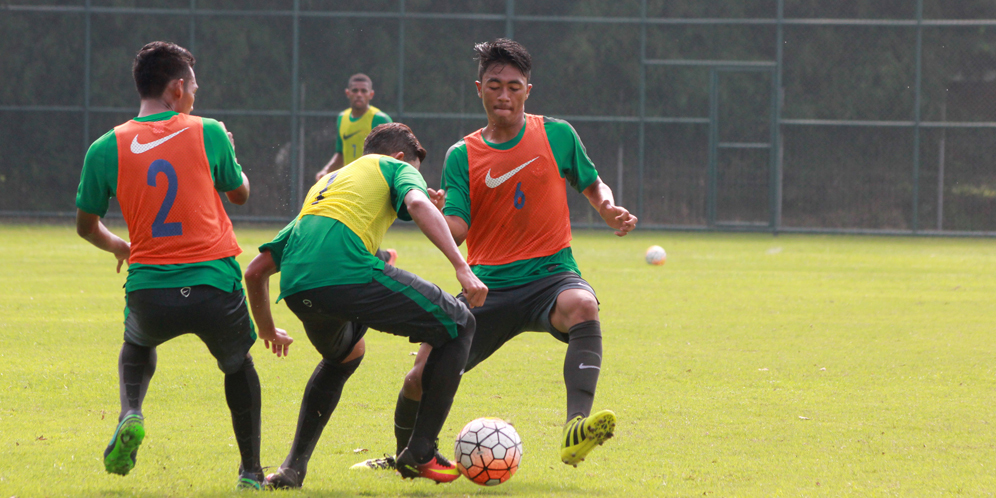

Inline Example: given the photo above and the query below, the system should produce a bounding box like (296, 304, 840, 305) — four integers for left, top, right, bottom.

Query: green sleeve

(75, 129, 119, 217)
(258, 219, 297, 271)
(440, 140, 471, 227)
(380, 157, 428, 221)
(202, 118, 244, 192)
(544, 117, 599, 193)
(372, 112, 393, 127)
(335, 113, 344, 153)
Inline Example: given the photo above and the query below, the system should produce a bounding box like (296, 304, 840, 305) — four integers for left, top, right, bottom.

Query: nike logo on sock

(578, 363, 601, 370)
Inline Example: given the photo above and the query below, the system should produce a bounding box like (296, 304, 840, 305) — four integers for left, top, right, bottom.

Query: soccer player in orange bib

(75, 41, 291, 490)
(353, 38, 637, 472)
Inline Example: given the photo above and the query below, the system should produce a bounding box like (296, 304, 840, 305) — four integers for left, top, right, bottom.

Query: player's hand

(427, 188, 446, 212)
(114, 241, 131, 273)
(263, 327, 294, 358)
(315, 168, 328, 182)
(456, 265, 488, 308)
(218, 121, 235, 149)
(599, 200, 637, 237)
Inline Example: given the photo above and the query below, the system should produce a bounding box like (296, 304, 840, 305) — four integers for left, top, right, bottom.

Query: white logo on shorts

(303, 299, 313, 307)
(180, 287, 191, 297)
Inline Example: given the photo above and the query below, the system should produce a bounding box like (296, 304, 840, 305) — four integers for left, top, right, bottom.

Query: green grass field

(2, 223, 994, 497)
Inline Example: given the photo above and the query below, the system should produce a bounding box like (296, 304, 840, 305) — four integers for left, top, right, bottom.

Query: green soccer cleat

(560, 409, 616, 467)
(236, 466, 267, 491)
(103, 413, 145, 476)
(350, 454, 396, 471)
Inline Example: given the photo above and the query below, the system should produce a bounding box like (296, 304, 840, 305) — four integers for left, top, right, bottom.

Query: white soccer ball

(645, 245, 666, 265)
(454, 417, 523, 486)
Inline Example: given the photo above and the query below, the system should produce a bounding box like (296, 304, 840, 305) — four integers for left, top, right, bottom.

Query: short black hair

(474, 38, 531, 82)
(348, 73, 373, 87)
(364, 123, 427, 163)
(133, 41, 195, 99)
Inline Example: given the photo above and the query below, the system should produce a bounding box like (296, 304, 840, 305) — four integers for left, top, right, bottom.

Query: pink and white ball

(645, 245, 666, 265)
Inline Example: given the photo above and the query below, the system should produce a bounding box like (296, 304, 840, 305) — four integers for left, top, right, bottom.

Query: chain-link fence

(2, 0, 995, 234)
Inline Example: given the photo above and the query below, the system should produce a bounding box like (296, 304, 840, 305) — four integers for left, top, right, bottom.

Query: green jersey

(441, 116, 599, 289)
(272, 155, 427, 301)
(75, 111, 246, 293)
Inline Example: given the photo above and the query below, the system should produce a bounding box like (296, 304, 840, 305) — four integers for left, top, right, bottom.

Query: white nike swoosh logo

(485, 156, 539, 188)
(130, 127, 189, 154)
(579, 363, 600, 370)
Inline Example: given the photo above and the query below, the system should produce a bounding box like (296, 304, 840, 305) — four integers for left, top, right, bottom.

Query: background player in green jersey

(314, 73, 393, 180)
(245, 123, 487, 488)
(75, 41, 290, 490)
(353, 38, 637, 472)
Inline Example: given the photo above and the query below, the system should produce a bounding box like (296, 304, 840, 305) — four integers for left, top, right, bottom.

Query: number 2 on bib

(147, 159, 183, 238)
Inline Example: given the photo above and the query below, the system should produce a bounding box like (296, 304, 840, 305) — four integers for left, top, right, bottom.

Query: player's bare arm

(226, 173, 251, 205)
(244, 250, 294, 357)
(315, 153, 344, 181)
(75, 209, 131, 273)
(405, 189, 487, 307)
(582, 178, 637, 237)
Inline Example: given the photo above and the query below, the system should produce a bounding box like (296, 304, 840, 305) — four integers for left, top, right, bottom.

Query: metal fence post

(83, 0, 91, 151)
(290, 0, 301, 213)
(397, 0, 406, 120)
(637, 0, 647, 221)
(912, 0, 924, 233)
(506, 0, 515, 39)
(770, 0, 784, 233)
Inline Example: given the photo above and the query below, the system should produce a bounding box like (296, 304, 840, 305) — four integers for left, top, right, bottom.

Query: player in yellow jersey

(245, 123, 487, 488)
(314, 73, 393, 180)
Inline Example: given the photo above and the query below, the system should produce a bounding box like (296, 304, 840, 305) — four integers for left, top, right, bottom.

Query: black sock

(283, 356, 362, 479)
(225, 354, 262, 474)
(409, 318, 473, 463)
(118, 342, 156, 421)
(563, 320, 602, 421)
(394, 391, 420, 456)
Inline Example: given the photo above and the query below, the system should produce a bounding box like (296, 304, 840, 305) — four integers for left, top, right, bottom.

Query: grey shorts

(459, 272, 596, 372)
(284, 264, 473, 362)
(124, 285, 255, 374)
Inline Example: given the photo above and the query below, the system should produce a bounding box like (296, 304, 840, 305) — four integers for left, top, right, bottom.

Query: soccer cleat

(264, 467, 302, 489)
(350, 454, 396, 471)
(560, 409, 616, 467)
(395, 447, 460, 483)
(385, 248, 399, 266)
(236, 466, 267, 491)
(103, 413, 145, 476)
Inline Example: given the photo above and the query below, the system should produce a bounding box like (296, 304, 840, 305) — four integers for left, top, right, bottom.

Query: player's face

(476, 64, 531, 127)
(175, 67, 198, 114)
(345, 81, 374, 111)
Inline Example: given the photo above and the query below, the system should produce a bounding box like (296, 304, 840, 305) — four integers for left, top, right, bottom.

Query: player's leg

(104, 340, 156, 476)
(547, 281, 615, 466)
(189, 285, 265, 489)
(266, 294, 366, 489)
(353, 265, 475, 482)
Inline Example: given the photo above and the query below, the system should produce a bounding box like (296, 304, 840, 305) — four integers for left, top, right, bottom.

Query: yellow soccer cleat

(560, 409, 616, 467)
(350, 454, 396, 471)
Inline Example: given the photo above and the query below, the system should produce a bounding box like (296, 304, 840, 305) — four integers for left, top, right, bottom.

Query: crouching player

(244, 123, 487, 488)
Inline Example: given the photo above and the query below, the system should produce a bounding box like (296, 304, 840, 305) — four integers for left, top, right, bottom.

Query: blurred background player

(245, 123, 487, 488)
(315, 73, 397, 266)
(353, 38, 637, 472)
(74, 41, 290, 490)
(314, 73, 392, 180)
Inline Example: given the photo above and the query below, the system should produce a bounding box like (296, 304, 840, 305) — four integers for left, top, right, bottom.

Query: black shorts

(124, 285, 255, 374)
(459, 272, 597, 372)
(284, 264, 472, 362)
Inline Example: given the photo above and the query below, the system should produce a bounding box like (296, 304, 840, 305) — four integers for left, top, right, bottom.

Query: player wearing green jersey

(75, 41, 290, 490)
(245, 123, 487, 488)
(314, 73, 393, 180)
(353, 38, 637, 472)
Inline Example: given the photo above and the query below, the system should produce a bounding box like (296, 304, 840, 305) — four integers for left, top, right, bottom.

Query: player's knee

(402, 365, 424, 399)
(332, 354, 363, 378)
(218, 352, 252, 375)
(563, 292, 599, 325)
